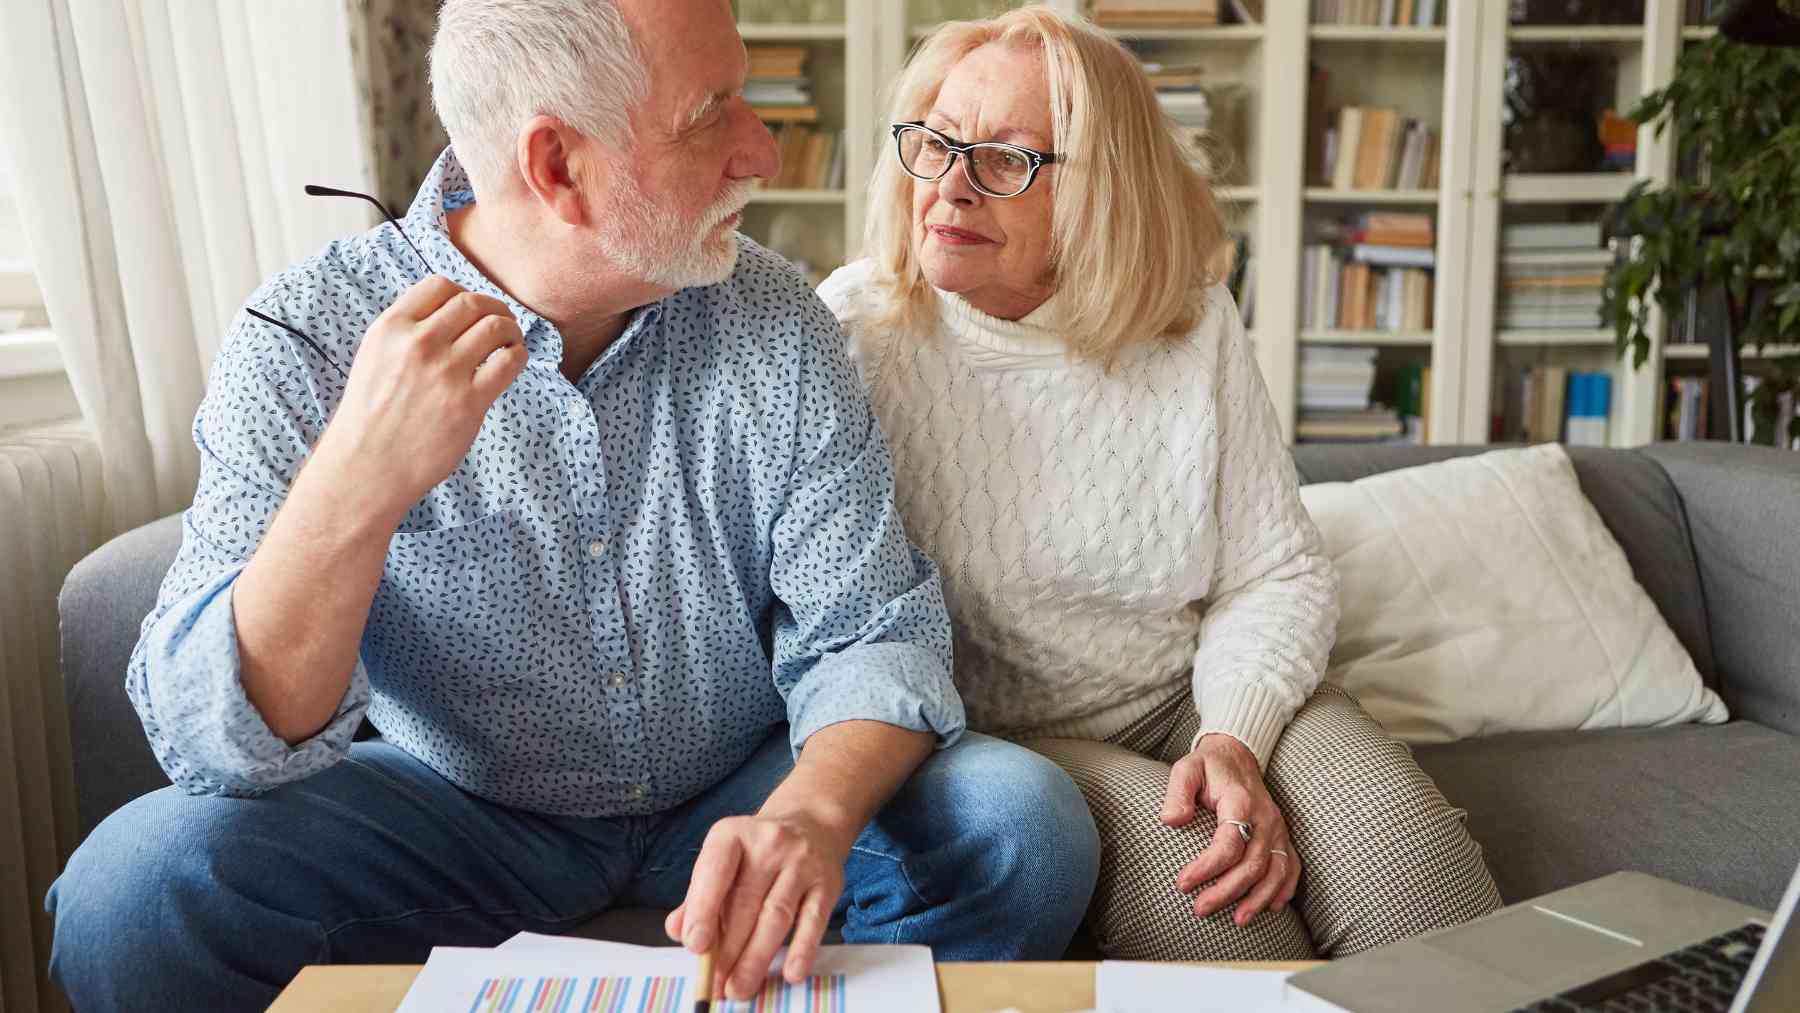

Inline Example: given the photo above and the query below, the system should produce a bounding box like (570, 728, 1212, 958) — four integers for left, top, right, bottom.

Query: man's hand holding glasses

(308, 275, 527, 529)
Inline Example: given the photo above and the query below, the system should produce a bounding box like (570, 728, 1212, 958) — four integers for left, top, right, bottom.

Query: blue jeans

(47, 728, 1098, 1013)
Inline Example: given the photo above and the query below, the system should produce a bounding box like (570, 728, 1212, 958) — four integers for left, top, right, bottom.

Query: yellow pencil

(695, 951, 716, 1013)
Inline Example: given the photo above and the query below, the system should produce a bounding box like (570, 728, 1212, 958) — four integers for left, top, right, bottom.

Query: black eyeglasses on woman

(890, 121, 1061, 198)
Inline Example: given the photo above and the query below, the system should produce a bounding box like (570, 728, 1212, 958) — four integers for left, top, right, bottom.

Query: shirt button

(611, 673, 628, 688)
(631, 784, 647, 800)
(587, 540, 604, 558)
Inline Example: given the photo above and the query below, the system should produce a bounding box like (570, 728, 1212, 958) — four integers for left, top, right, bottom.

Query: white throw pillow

(1299, 444, 1729, 743)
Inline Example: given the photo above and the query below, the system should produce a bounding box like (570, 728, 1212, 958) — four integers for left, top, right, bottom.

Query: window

(0, 148, 60, 382)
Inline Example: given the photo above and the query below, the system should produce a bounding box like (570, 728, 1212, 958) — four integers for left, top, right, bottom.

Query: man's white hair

(430, 0, 649, 195)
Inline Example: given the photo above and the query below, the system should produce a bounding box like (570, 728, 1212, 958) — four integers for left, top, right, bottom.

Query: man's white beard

(596, 174, 751, 289)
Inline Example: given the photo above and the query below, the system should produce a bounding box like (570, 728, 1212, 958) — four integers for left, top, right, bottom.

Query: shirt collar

(402, 147, 669, 373)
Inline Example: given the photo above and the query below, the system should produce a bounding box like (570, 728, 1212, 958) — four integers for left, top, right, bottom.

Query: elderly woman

(819, 6, 1502, 960)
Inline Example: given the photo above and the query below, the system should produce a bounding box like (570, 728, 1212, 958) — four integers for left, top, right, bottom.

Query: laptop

(1288, 860, 1800, 1012)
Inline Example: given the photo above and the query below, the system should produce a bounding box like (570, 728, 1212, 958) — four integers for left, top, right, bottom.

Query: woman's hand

(1162, 733, 1301, 926)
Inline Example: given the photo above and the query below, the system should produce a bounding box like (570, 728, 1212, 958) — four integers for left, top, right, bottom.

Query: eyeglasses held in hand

(244, 186, 432, 380)
(890, 121, 1061, 199)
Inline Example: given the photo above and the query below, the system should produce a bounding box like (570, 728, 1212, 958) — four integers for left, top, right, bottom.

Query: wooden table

(269, 960, 1321, 1012)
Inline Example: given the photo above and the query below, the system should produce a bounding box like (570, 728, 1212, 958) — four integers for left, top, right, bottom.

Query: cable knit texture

(819, 260, 1340, 767)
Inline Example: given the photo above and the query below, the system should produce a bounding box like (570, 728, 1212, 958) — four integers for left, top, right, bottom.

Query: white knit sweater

(818, 260, 1339, 766)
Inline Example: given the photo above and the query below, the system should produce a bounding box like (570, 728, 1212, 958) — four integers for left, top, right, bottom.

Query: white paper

(1097, 961, 1295, 1012)
(397, 936, 938, 1013)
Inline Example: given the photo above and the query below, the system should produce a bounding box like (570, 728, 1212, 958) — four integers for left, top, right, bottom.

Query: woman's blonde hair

(864, 4, 1233, 368)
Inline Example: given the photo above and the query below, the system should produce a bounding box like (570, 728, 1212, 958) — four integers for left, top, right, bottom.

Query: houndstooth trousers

(1022, 684, 1502, 960)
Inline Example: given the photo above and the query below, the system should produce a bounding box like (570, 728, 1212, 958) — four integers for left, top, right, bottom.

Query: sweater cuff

(1191, 681, 1294, 769)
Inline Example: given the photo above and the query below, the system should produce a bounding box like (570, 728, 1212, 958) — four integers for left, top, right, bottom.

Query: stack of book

(1320, 107, 1441, 191)
(1312, 0, 1441, 26)
(1296, 346, 1404, 443)
(1499, 222, 1613, 331)
(1145, 62, 1212, 169)
(1091, 0, 1220, 28)
(1299, 213, 1434, 332)
(747, 46, 816, 124)
(1514, 367, 1612, 445)
(747, 45, 842, 190)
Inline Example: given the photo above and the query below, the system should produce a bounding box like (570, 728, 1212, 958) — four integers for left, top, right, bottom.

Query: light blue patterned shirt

(128, 149, 963, 818)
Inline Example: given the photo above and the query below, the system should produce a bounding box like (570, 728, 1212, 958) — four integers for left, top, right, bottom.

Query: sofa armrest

(58, 513, 182, 840)
(1642, 443, 1800, 736)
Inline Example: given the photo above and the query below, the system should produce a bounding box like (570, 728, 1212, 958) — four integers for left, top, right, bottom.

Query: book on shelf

(759, 125, 838, 190)
(754, 105, 819, 124)
(1598, 110, 1637, 172)
(1350, 244, 1434, 268)
(1667, 376, 1710, 441)
(1499, 238, 1613, 330)
(748, 45, 815, 126)
(1227, 0, 1263, 24)
(1298, 345, 1381, 419)
(747, 45, 808, 79)
(1520, 365, 1568, 444)
(1312, 0, 1440, 26)
(825, 127, 847, 190)
(1565, 372, 1612, 447)
(1296, 409, 1405, 441)
(744, 80, 811, 106)
(1512, 368, 1610, 445)
(1092, 0, 1221, 27)
(1341, 211, 1435, 247)
(1301, 218, 1435, 331)
(1322, 107, 1440, 191)
(1501, 221, 1604, 251)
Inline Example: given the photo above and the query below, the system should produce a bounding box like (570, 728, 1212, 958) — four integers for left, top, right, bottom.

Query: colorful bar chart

(464, 972, 847, 1013)
(465, 974, 684, 1013)
(718, 974, 848, 1013)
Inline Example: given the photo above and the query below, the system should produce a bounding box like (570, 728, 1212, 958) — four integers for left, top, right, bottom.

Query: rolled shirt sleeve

(125, 306, 368, 796)
(768, 305, 965, 755)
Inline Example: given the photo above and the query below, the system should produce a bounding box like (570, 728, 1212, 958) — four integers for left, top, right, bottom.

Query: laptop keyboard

(1511, 922, 1765, 1013)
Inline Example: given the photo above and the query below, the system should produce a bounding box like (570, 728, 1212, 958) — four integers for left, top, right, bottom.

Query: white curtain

(0, 4, 377, 1010)
(0, 0, 378, 538)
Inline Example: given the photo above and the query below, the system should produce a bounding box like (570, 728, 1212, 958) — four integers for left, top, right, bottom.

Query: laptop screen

(1735, 858, 1800, 1013)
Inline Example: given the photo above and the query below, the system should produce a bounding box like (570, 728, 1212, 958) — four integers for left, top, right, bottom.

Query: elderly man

(44, 2, 1099, 1009)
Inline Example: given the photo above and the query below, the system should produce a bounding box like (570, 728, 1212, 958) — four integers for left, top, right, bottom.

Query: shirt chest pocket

(367, 509, 535, 695)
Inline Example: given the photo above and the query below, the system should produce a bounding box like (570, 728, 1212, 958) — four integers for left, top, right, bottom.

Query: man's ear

(515, 114, 593, 227)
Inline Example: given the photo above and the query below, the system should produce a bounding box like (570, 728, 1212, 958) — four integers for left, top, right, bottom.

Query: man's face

(593, 0, 779, 289)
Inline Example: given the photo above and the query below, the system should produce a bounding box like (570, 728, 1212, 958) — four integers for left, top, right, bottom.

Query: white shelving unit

(732, 4, 874, 282)
(1456, 1, 1689, 447)
(736, 1, 1712, 445)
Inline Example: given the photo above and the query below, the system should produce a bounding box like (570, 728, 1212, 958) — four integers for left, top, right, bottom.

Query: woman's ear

(515, 114, 593, 227)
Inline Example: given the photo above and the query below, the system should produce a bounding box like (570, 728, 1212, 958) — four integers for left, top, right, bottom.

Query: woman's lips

(930, 224, 994, 245)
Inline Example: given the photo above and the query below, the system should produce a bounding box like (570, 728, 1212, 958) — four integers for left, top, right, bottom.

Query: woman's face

(911, 43, 1058, 321)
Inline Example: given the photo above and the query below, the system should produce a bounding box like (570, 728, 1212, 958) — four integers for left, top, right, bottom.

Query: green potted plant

(1601, 19, 1800, 446)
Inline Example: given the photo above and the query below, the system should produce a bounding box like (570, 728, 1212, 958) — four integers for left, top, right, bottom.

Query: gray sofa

(57, 442, 1800, 947)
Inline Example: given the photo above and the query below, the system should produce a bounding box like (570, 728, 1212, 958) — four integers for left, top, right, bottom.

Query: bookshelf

(733, 0, 1719, 446)
(731, 2, 874, 285)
